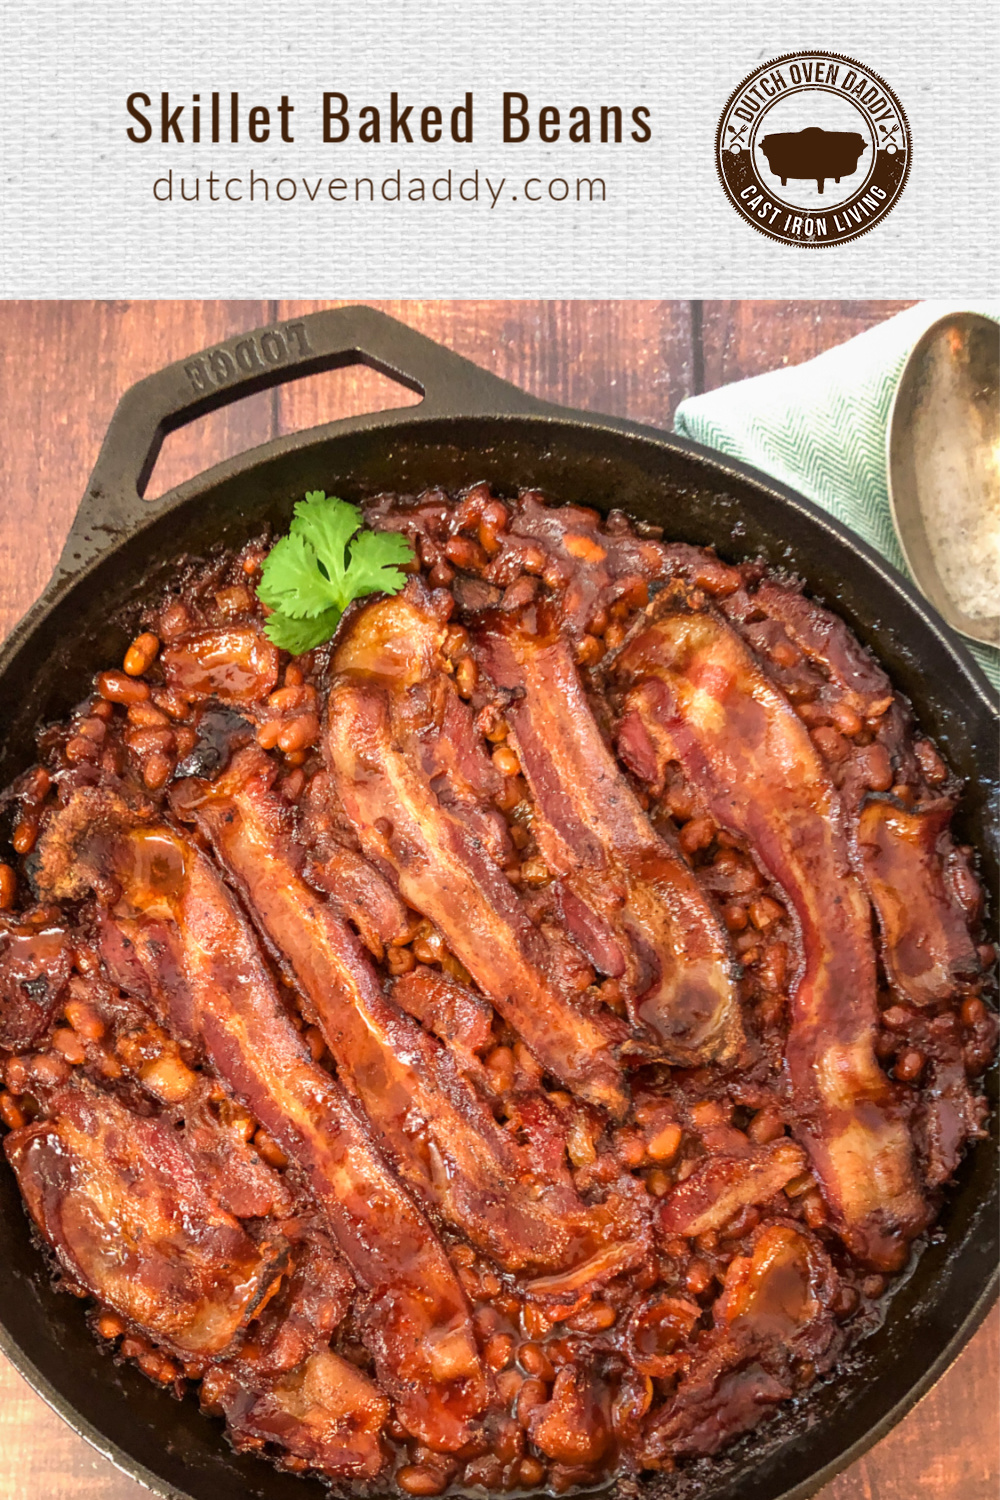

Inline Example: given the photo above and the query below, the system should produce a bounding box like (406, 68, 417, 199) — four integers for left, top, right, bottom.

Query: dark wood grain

(270, 300, 695, 435)
(0, 299, 271, 640)
(0, 298, 994, 1500)
(697, 299, 919, 390)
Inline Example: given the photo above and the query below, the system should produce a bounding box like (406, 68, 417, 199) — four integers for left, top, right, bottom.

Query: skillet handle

(59, 305, 550, 576)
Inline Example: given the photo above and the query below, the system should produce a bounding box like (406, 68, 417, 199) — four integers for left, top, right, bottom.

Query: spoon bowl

(887, 311, 999, 647)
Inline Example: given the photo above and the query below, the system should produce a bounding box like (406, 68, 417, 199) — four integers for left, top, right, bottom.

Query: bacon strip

(324, 588, 628, 1117)
(5, 1080, 285, 1363)
(0, 919, 71, 1049)
(472, 608, 741, 1065)
(32, 804, 488, 1450)
(614, 608, 929, 1268)
(745, 581, 893, 716)
(205, 1234, 390, 1479)
(188, 747, 604, 1272)
(658, 1141, 807, 1238)
(391, 965, 495, 1060)
(160, 624, 279, 705)
(308, 843, 411, 959)
(856, 798, 982, 1005)
(220, 1349, 390, 1479)
(642, 1223, 838, 1464)
(498, 494, 670, 641)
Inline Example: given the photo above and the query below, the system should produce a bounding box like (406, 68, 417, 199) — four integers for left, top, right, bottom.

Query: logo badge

(716, 52, 910, 246)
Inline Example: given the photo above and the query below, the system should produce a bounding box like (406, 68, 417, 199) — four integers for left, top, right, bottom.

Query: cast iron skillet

(0, 306, 996, 1500)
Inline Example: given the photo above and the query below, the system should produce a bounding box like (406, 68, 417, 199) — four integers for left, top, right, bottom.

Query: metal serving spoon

(887, 311, 999, 647)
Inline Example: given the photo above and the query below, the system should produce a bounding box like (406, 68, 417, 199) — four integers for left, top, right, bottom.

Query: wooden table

(0, 299, 995, 1499)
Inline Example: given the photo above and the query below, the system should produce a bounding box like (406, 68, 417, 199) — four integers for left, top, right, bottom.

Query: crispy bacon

(25, 779, 154, 903)
(472, 607, 741, 1065)
(614, 607, 929, 1268)
(0, 918, 71, 1049)
(324, 587, 628, 1117)
(29, 795, 486, 1451)
(625, 1294, 701, 1378)
(495, 494, 670, 641)
(391, 965, 495, 1060)
(525, 1232, 652, 1307)
(658, 1141, 807, 1238)
(5, 1081, 285, 1362)
(743, 581, 894, 716)
(308, 843, 411, 959)
(857, 798, 982, 1005)
(219, 1349, 390, 1479)
(2, 492, 994, 1493)
(187, 747, 608, 1272)
(297, 772, 412, 958)
(174, 1092, 296, 1222)
(247, 1234, 355, 1374)
(645, 1360, 791, 1464)
(641, 1224, 838, 1462)
(207, 1236, 389, 1481)
(921, 1027, 991, 1187)
(713, 1223, 834, 1336)
(114, 849, 485, 1448)
(160, 625, 279, 705)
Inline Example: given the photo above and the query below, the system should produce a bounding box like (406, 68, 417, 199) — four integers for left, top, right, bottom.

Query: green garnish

(258, 492, 413, 653)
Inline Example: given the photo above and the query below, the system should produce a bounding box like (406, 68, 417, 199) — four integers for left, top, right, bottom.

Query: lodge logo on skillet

(716, 52, 910, 246)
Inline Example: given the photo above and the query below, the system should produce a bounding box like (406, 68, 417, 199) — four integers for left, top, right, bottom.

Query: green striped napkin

(674, 302, 999, 691)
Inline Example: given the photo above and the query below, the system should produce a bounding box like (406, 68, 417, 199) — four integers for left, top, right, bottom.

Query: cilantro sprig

(258, 492, 413, 653)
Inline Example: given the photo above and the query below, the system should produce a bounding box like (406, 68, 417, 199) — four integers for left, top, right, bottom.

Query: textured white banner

(0, 0, 995, 296)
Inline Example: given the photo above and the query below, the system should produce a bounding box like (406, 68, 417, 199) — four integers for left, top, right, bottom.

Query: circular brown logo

(716, 52, 910, 246)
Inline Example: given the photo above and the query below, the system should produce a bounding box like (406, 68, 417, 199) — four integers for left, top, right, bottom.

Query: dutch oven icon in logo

(716, 52, 910, 245)
(757, 126, 866, 194)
